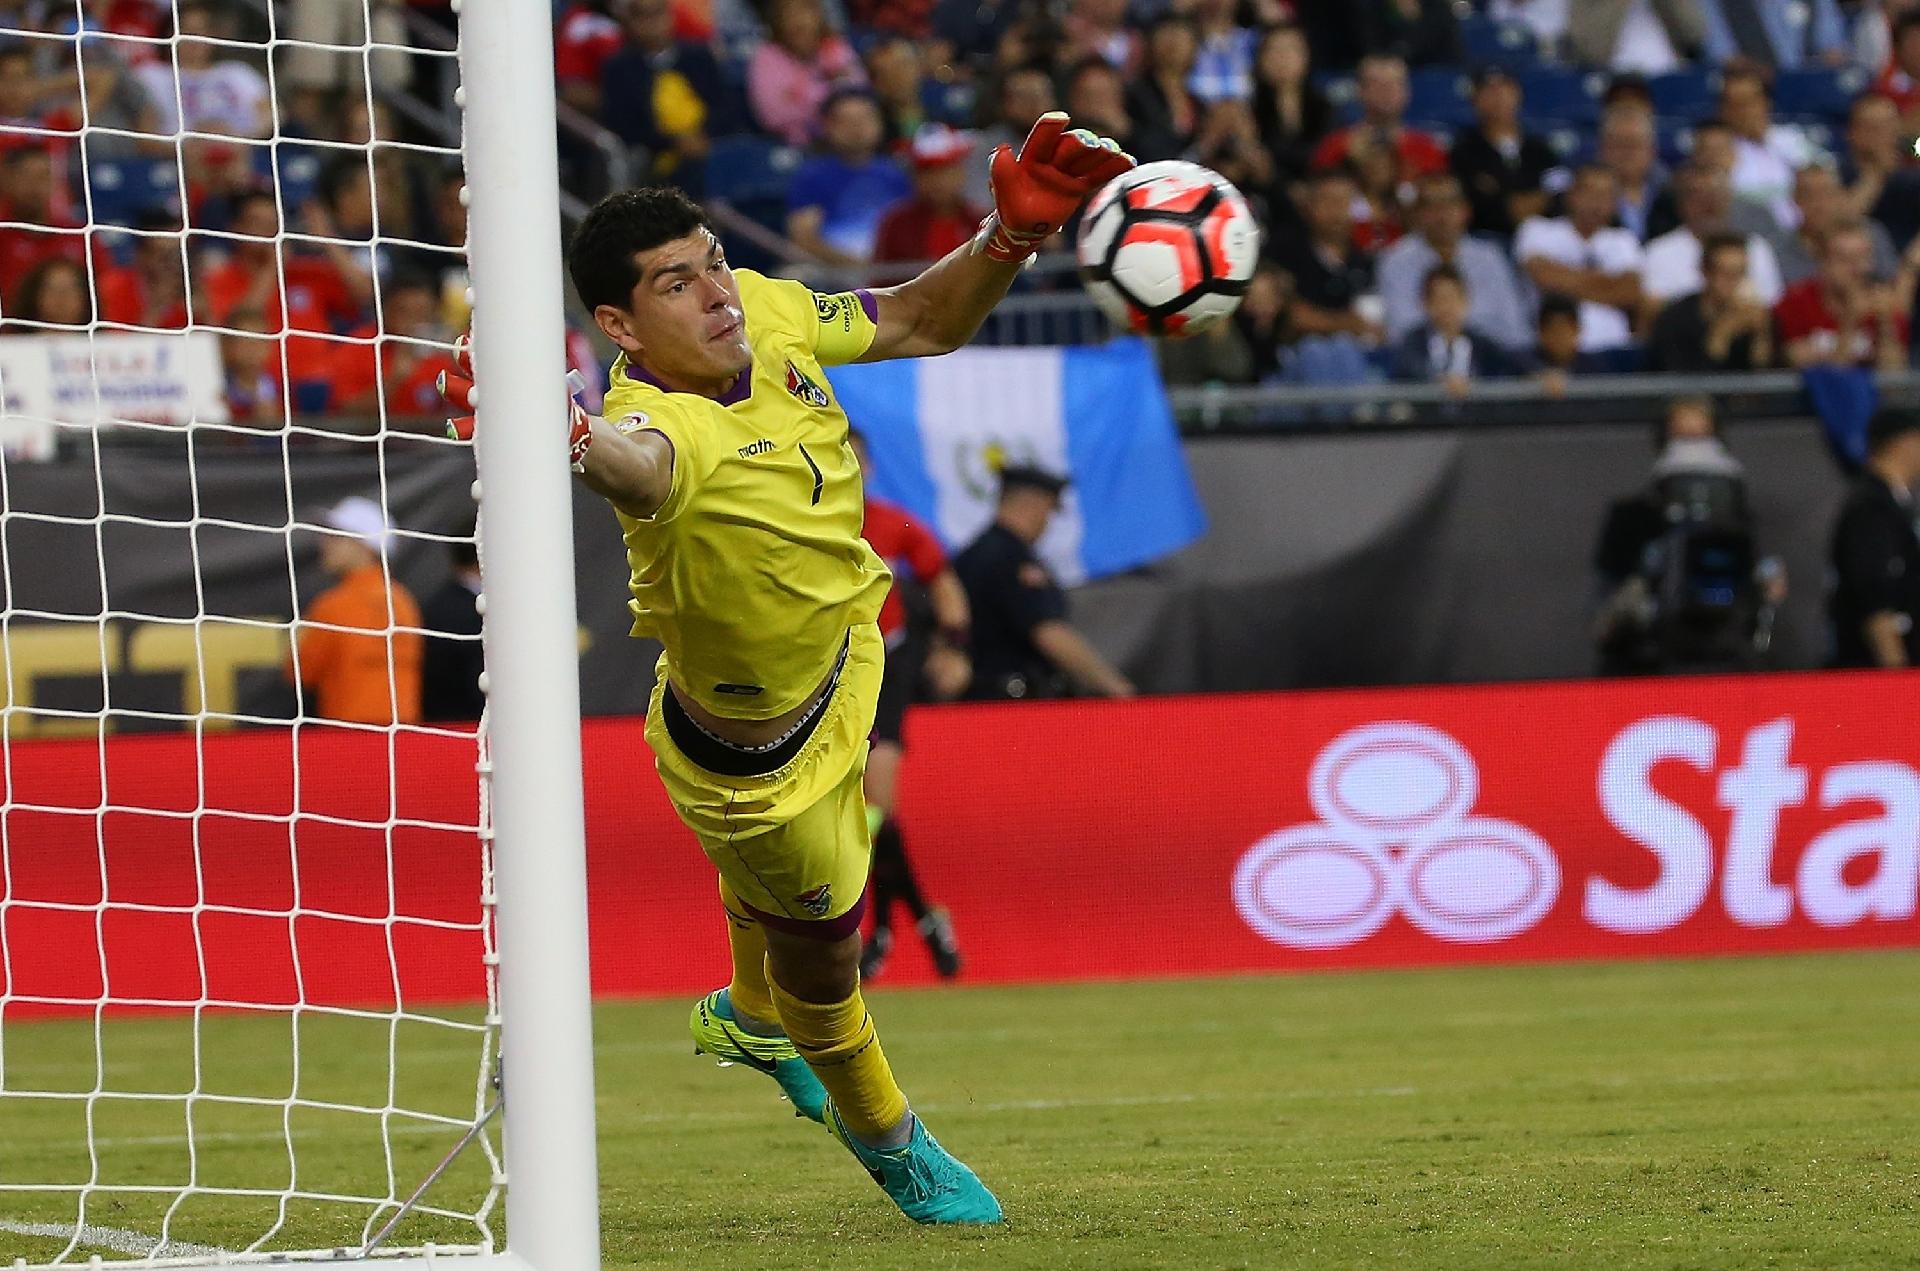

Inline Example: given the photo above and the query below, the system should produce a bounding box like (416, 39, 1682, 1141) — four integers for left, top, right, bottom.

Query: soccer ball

(1075, 160, 1261, 337)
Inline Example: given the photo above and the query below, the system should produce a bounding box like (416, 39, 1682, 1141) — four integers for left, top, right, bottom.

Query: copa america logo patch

(1232, 722, 1560, 948)
(795, 884, 834, 918)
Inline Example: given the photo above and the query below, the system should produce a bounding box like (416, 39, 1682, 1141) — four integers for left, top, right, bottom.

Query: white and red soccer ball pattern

(1075, 160, 1261, 337)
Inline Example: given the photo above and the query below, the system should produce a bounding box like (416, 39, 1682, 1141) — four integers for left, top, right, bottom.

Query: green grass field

(2, 950, 1917, 1268)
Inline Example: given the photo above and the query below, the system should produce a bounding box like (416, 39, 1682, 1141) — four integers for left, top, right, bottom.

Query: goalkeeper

(444, 114, 1130, 1224)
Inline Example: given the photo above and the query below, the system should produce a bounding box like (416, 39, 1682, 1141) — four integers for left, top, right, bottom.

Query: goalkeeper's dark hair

(567, 186, 711, 314)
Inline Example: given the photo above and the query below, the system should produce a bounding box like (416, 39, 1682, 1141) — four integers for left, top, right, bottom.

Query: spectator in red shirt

(1311, 52, 1449, 185)
(554, 0, 624, 117)
(873, 126, 984, 276)
(0, 147, 106, 309)
(98, 216, 190, 330)
(200, 189, 367, 387)
(325, 273, 459, 418)
(1776, 219, 1911, 372)
(1875, 13, 1920, 126)
(849, 428, 970, 982)
(222, 306, 284, 427)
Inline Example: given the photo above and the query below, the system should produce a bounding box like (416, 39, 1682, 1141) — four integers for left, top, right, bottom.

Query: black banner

(0, 417, 1854, 734)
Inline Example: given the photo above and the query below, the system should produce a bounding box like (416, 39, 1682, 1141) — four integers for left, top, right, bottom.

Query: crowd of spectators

(547, 0, 1920, 392)
(7, 0, 1920, 423)
(0, 0, 465, 425)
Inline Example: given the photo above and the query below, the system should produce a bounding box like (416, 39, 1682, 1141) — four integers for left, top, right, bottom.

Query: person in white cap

(284, 495, 423, 725)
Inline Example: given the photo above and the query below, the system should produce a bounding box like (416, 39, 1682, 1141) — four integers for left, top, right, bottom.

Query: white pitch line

(96, 1121, 464, 1149)
(0, 1218, 227, 1259)
(92, 1085, 1427, 1145)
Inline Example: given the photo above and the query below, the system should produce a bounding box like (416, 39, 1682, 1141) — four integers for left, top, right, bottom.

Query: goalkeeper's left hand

(979, 111, 1135, 264)
(437, 333, 596, 474)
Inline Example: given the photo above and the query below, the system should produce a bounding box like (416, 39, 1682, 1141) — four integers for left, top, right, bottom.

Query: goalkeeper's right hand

(437, 333, 596, 474)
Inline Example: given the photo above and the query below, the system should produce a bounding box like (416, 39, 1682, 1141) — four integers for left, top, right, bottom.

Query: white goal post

(453, 1, 602, 1267)
(0, 0, 598, 1265)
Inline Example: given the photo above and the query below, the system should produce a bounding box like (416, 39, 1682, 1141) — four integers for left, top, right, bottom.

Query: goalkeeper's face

(605, 228, 751, 386)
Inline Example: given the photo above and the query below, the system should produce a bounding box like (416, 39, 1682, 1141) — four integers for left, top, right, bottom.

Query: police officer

(953, 466, 1135, 700)
(1830, 407, 1920, 669)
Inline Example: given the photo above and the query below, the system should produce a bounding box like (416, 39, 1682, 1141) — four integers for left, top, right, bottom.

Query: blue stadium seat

(705, 135, 803, 208)
(1647, 69, 1717, 120)
(703, 135, 805, 272)
(1408, 68, 1475, 128)
(1537, 121, 1586, 163)
(1459, 15, 1542, 69)
(268, 141, 324, 213)
(1656, 120, 1694, 166)
(84, 158, 178, 227)
(1772, 67, 1869, 121)
(1318, 73, 1360, 126)
(1519, 67, 1604, 124)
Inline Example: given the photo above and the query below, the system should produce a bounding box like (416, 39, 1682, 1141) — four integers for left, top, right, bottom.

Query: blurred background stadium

(2, 0, 1919, 1266)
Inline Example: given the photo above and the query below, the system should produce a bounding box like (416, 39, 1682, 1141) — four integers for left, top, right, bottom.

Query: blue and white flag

(826, 339, 1207, 585)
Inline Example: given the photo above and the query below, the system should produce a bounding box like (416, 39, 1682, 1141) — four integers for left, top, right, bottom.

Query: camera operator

(1593, 397, 1786, 676)
(1829, 408, 1920, 669)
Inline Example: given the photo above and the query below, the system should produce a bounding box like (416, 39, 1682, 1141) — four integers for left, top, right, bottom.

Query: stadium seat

(1772, 67, 1869, 122)
(85, 157, 178, 228)
(1519, 67, 1604, 125)
(1459, 14, 1542, 69)
(1408, 68, 1475, 128)
(1538, 121, 1586, 163)
(705, 135, 803, 209)
(1318, 73, 1360, 126)
(702, 134, 805, 272)
(1656, 120, 1694, 166)
(270, 141, 325, 213)
(1647, 69, 1717, 120)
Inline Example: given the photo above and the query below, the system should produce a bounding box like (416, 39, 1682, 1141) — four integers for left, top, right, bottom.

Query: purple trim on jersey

(742, 892, 869, 941)
(623, 357, 754, 406)
(854, 289, 878, 324)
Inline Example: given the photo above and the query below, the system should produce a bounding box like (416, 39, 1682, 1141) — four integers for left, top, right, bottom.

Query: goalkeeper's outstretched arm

(439, 350, 673, 519)
(576, 421, 673, 519)
(861, 112, 1132, 363)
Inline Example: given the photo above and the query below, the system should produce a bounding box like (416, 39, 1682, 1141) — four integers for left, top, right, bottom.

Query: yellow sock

(717, 879, 776, 1026)
(768, 976, 908, 1142)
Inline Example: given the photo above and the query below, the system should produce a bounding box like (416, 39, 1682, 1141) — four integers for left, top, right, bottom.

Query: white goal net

(0, 1, 513, 1262)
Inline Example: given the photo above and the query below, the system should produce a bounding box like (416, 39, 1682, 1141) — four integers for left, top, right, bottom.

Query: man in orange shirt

(287, 496, 423, 724)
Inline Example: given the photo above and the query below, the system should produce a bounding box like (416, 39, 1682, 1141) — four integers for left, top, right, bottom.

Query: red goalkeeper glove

(437, 333, 594, 473)
(978, 111, 1135, 264)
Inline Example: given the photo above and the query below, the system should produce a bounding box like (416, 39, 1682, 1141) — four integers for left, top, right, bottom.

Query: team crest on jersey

(796, 884, 833, 917)
(785, 360, 830, 408)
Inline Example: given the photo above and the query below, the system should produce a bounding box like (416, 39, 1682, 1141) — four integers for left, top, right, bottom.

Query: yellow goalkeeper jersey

(601, 269, 890, 721)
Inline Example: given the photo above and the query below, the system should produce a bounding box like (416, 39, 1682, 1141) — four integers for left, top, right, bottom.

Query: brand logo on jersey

(738, 438, 774, 458)
(796, 884, 834, 917)
(785, 360, 830, 408)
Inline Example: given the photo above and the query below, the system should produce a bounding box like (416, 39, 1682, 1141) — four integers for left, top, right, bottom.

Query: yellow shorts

(644, 622, 882, 933)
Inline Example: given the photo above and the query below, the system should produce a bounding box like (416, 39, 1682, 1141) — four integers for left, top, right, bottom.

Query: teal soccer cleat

(688, 990, 827, 1123)
(825, 1100, 1005, 1224)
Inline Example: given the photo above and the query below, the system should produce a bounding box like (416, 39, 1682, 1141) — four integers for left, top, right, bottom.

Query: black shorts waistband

(662, 641, 848, 778)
